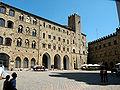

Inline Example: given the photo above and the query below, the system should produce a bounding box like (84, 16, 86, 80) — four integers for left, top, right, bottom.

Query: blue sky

(2, 0, 119, 43)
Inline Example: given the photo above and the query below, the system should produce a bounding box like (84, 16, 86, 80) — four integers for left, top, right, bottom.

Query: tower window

(25, 39, 29, 48)
(43, 33, 45, 39)
(26, 16, 31, 23)
(48, 44, 51, 49)
(33, 18, 37, 25)
(0, 36, 3, 45)
(32, 29, 36, 36)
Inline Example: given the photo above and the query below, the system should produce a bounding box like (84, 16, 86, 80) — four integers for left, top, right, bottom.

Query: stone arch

(63, 55, 69, 70)
(0, 53, 10, 70)
(23, 57, 29, 68)
(54, 54, 61, 69)
(15, 57, 21, 68)
(31, 58, 36, 68)
(42, 53, 51, 69)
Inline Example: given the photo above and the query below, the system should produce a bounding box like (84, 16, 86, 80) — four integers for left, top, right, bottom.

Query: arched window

(19, 14, 24, 21)
(26, 27, 30, 35)
(53, 44, 56, 50)
(32, 40, 36, 49)
(5, 38, 12, 46)
(73, 49, 75, 53)
(32, 29, 36, 36)
(23, 58, 28, 68)
(0, 6, 6, 14)
(33, 18, 37, 25)
(48, 44, 51, 49)
(17, 38, 22, 47)
(0, 18, 5, 27)
(9, 9, 15, 16)
(25, 39, 29, 48)
(0, 36, 3, 45)
(15, 57, 21, 68)
(7, 21, 14, 28)
(31, 58, 35, 68)
(26, 16, 31, 23)
(18, 25, 23, 33)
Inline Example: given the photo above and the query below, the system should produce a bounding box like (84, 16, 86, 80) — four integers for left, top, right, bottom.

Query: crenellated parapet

(88, 32, 117, 45)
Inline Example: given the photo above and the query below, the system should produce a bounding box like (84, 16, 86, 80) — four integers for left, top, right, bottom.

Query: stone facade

(88, 28, 120, 69)
(0, 2, 87, 70)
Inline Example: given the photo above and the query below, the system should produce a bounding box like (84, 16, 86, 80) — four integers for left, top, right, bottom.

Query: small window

(9, 9, 15, 16)
(43, 33, 45, 39)
(26, 27, 30, 35)
(0, 6, 6, 14)
(67, 40, 69, 44)
(0, 18, 5, 27)
(32, 41, 36, 49)
(115, 50, 118, 55)
(43, 22, 45, 27)
(33, 18, 37, 25)
(109, 51, 112, 56)
(108, 42, 111, 46)
(48, 44, 51, 49)
(7, 21, 14, 28)
(58, 37, 61, 41)
(99, 45, 101, 49)
(63, 39, 65, 42)
(53, 36, 56, 40)
(73, 49, 75, 53)
(53, 44, 56, 50)
(26, 16, 31, 23)
(25, 39, 29, 48)
(48, 35, 51, 39)
(58, 28, 60, 32)
(63, 47, 65, 51)
(32, 29, 36, 36)
(63, 30, 65, 33)
(19, 14, 24, 21)
(42, 43, 46, 48)
(114, 40, 117, 45)
(0, 36, 3, 45)
(73, 40, 75, 44)
(18, 25, 23, 33)
(83, 51, 85, 55)
(58, 45, 61, 50)
(67, 31, 69, 35)
(5, 38, 12, 46)
(17, 38, 22, 47)
(67, 48, 69, 52)
(49, 25, 51, 29)
(53, 26, 55, 30)
(103, 44, 106, 47)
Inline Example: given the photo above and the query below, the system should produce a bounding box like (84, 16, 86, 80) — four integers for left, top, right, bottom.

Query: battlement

(88, 32, 117, 45)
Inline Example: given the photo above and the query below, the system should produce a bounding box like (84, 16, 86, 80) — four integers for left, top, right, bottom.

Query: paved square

(0, 70, 120, 90)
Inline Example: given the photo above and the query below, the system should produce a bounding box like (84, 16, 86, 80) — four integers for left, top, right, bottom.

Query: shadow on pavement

(49, 71, 120, 86)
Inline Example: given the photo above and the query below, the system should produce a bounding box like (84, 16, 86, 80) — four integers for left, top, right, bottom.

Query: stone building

(0, 2, 87, 70)
(88, 28, 120, 69)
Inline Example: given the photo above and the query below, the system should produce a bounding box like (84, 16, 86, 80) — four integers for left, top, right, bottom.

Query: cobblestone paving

(0, 70, 120, 90)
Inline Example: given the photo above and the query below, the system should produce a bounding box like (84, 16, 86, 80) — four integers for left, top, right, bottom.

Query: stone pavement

(0, 70, 120, 90)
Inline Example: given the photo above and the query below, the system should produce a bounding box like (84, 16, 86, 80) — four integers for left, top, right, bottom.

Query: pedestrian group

(3, 72, 17, 90)
(100, 67, 108, 83)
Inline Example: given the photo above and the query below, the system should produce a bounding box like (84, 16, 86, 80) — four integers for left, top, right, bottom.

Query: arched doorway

(23, 57, 29, 68)
(42, 53, 50, 69)
(0, 53, 10, 70)
(54, 54, 61, 69)
(31, 58, 35, 68)
(63, 55, 69, 70)
(15, 57, 21, 68)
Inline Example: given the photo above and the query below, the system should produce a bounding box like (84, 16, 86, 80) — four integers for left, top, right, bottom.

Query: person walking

(100, 67, 104, 82)
(3, 75, 10, 90)
(103, 68, 108, 83)
(10, 72, 17, 90)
